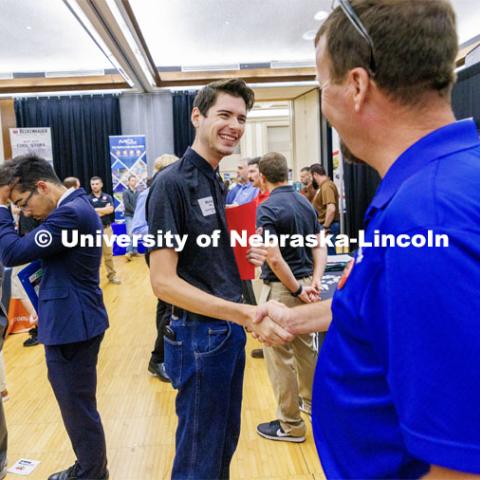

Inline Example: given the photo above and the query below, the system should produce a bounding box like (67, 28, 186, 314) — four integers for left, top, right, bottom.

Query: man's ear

(36, 180, 48, 193)
(348, 67, 371, 113)
(191, 107, 202, 128)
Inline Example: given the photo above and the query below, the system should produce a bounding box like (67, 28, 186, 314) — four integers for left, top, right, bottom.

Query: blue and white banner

(109, 134, 147, 221)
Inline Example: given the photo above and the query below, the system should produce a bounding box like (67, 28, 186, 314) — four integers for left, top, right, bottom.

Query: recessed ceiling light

(302, 30, 317, 41)
(26, 26, 32, 30)
(314, 10, 329, 21)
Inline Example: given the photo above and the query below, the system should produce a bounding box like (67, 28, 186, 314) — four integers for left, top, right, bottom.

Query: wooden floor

(3, 257, 324, 479)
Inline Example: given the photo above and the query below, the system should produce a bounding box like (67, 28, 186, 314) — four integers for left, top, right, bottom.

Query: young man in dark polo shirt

(89, 177, 121, 284)
(255, 152, 326, 443)
(147, 79, 293, 479)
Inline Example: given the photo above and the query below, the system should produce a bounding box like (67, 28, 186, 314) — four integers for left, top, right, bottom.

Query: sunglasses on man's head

(330, 0, 377, 75)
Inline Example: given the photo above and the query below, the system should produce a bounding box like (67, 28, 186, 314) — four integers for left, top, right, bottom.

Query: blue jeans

(124, 216, 137, 254)
(165, 312, 246, 479)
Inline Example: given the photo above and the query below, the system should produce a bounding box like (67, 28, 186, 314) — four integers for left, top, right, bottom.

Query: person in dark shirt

(88, 177, 121, 284)
(147, 79, 292, 479)
(18, 211, 42, 347)
(0, 262, 8, 479)
(255, 152, 326, 443)
(122, 175, 138, 261)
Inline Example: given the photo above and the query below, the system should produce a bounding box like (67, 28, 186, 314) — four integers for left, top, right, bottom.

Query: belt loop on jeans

(172, 305, 185, 318)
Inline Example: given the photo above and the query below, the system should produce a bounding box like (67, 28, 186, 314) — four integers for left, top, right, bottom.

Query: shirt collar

(185, 147, 219, 180)
(270, 185, 294, 196)
(367, 119, 480, 216)
(57, 187, 75, 207)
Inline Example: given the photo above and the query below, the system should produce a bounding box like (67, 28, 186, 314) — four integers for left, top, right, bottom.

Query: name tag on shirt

(198, 196, 216, 216)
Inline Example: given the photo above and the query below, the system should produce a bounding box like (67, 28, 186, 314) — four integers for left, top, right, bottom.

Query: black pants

(242, 280, 257, 306)
(45, 334, 107, 479)
(151, 299, 171, 364)
(0, 394, 6, 471)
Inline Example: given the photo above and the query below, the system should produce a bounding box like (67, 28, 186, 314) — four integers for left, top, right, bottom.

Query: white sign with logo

(9, 127, 53, 163)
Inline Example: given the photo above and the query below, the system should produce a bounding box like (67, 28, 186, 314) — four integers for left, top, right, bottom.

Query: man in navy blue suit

(0, 154, 109, 480)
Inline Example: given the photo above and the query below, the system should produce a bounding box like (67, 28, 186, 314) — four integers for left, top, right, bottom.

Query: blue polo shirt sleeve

(383, 226, 480, 472)
(256, 203, 277, 236)
(147, 176, 186, 251)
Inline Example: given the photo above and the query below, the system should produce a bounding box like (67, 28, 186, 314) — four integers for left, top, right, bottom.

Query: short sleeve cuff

(402, 423, 480, 474)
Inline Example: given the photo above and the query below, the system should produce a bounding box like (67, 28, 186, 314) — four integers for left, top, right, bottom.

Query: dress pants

(0, 390, 6, 473)
(45, 334, 107, 479)
(262, 278, 318, 436)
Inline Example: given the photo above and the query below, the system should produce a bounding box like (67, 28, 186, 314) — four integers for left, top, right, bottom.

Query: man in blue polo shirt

(226, 159, 259, 205)
(256, 0, 480, 477)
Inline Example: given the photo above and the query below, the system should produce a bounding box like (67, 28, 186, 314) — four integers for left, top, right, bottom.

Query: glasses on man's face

(331, 0, 377, 75)
(16, 189, 36, 211)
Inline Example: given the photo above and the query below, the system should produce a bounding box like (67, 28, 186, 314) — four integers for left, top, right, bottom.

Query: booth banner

(9, 127, 53, 163)
(109, 134, 147, 221)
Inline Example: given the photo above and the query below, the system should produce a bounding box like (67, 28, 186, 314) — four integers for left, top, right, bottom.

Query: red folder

(225, 200, 257, 280)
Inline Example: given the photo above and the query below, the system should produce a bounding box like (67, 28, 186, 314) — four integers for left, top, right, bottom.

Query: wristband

(291, 284, 303, 297)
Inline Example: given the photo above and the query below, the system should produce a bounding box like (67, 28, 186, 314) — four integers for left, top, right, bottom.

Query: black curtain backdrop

(343, 161, 381, 241)
(452, 61, 480, 122)
(14, 94, 121, 194)
(172, 91, 197, 158)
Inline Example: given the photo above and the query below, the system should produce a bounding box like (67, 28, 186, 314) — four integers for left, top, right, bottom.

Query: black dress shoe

(48, 463, 78, 480)
(148, 361, 171, 383)
(48, 463, 109, 480)
(251, 348, 264, 359)
(23, 335, 39, 347)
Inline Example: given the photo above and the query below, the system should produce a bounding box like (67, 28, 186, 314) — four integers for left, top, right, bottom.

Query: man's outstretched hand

(254, 300, 295, 335)
(245, 305, 294, 346)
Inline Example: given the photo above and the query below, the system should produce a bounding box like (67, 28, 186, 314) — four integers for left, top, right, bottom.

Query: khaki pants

(102, 226, 117, 280)
(262, 277, 317, 437)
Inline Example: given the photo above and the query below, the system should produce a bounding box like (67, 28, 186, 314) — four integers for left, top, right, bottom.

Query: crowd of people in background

(0, 1, 479, 478)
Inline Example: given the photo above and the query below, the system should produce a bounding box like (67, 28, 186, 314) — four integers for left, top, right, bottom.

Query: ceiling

(0, 0, 479, 94)
(0, 0, 112, 73)
(129, 0, 323, 68)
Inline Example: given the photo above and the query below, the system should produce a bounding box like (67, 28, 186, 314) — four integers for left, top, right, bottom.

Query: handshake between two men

(245, 245, 332, 347)
(247, 296, 333, 347)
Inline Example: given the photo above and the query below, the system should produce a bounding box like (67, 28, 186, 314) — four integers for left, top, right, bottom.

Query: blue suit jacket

(0, 188, 109, 346)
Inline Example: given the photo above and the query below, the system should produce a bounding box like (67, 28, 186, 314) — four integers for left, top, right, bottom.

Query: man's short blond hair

(154, 154, 179, 172)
